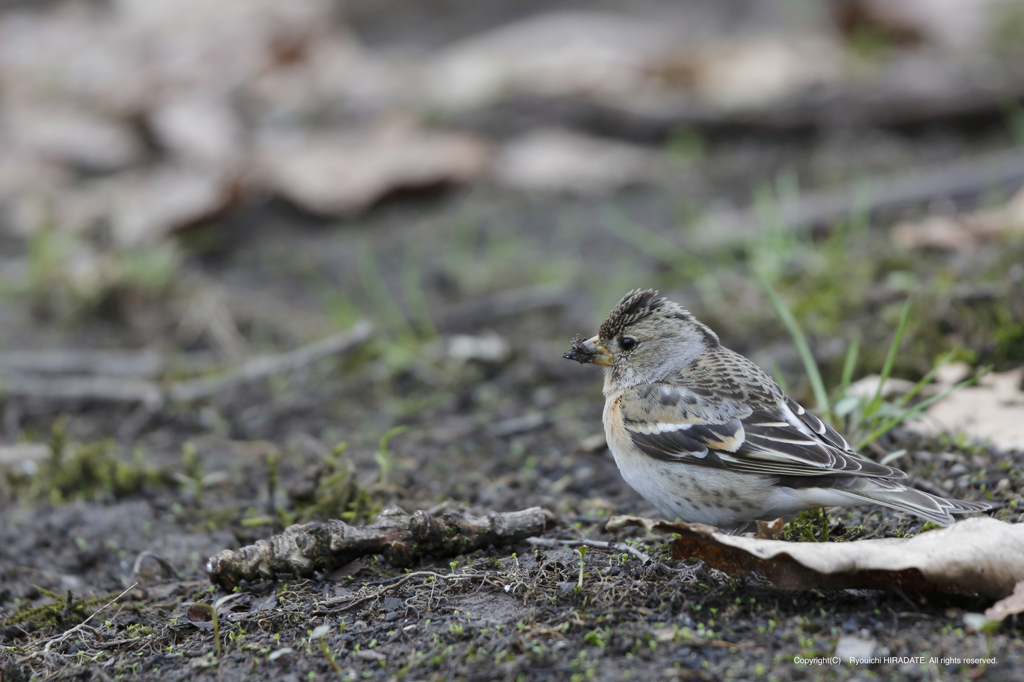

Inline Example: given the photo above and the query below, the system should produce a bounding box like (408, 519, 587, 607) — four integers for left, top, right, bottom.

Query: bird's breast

(601, 394, 782, 527)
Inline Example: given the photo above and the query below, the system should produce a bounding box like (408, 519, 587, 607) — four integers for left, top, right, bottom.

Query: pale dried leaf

(110, 167, 236, 246)
(3, 105, 142, 173)
(847, 0, 1009, 53)
(447, 333, 511, 365)
(257, 127, 490, 215)
(494, 129, 658, 195)
(844, 374, 931, 401)
(893, 215, 973, 251)
(0, 146, 73, 221)
(985, 580, 1024, 621)
(11, 180, 115, 238)
(892, 184, 1024, 251)
(909, 367, 1024, 451)
(427, 12, 845, 115)
(934, 362, 973, 386)
(353, 650, 386, 663)
(424, 11, 682, 111)
(690, 37, 844, 110)
(607, 515, 1024, 599)
(150, 95, 243, 168)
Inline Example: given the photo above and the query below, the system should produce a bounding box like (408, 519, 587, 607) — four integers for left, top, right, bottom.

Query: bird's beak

(563, 334, 612, 366)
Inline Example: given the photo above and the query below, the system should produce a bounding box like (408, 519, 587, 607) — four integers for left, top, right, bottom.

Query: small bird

(564, 289, 990, 534)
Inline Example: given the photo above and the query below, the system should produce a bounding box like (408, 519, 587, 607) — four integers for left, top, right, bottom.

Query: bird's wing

(619, 382, 905, 480)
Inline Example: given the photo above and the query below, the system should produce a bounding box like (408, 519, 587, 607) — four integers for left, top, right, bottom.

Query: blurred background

(1, 0, 1023, 484)
(2, 0, 1024, 675)
(2, 0, 1024, 373)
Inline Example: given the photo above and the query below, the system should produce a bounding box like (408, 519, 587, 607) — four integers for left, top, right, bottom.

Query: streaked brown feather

(620, 346, 906, 481)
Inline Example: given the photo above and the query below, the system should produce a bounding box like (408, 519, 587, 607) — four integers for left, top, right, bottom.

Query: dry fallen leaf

(607, 515, 1024, 599)
(110, 167, 237, 246)
(494, 129, 659, 195)
(257, 126, 490, 215)
(892, 184, 1024, 251)
(909, 367, 1024, 452)
(844, 374, 937, 401)
(150, 94, 244, 168)
(424, 11, 843, 114)
(2, 104, 143, 173)
(424, 11, 681, 112)
(8, 154, 236, 247)
(985, 580, 1024, 621)
(756, 518, 784, 540)
(688, 37, 844, 110)
(839, 0, 1009, 53)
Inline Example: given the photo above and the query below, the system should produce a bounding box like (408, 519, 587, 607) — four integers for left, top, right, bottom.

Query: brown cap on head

(598, 289, 666, 341)
(598, 289, 719, 347)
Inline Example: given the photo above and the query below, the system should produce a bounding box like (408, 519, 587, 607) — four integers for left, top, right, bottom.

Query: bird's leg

(726, 522, 750, 536)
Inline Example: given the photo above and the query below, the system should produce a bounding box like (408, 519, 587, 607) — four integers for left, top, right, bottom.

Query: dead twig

(0, 324, 373, 411)
(434, 286, 583, 333)
(168, 321, 373, 402)
(207, 506, 554, 589)
(461, 63, 1024, 138)
(526, 536, 652, 564)
(695, 150, 1024, 249)
(314, 571, 483, 615)
(41, 583, 137, 652)
(0, 375, 165, 410)
(0, 349, 165, 377)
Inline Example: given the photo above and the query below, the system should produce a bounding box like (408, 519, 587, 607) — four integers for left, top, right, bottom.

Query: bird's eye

(620, 337, 637, 351)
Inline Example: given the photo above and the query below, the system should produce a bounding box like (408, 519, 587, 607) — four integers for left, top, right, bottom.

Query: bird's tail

(836, 479, 990, 526)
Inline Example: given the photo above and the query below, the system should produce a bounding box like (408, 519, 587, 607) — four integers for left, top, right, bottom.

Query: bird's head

(563, 289, 719, 388)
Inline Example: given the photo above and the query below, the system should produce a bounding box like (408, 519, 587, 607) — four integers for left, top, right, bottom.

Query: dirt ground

(3, 135, 1024, 680)
(3, 2, 1024, 681)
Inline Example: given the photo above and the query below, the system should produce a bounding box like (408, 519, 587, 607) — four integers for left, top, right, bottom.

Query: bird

(564, 289, 990, 534)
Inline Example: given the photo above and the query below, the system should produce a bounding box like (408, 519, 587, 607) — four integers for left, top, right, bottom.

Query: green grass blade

(846, 180, 875, 238)
(856, 368, 988, 450)
(866, 298, 912, 417)
(756, 272, 830, 414)
(358, 242, 413, 336)
(285, 257, 366, 330)
(840, 338, 860, 394)
(402, 242, 437, 339)
(375, 425, 408, 486)
(895, 351, 955, 408)
(602, 210, 708, 279)
(771, 360, 789, 395)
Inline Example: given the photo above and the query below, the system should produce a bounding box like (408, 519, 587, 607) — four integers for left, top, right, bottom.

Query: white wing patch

(626, 422, 694, 435)
(778, 401, 820, 440)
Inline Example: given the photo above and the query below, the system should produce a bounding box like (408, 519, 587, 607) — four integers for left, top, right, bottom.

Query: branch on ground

(0, 322, 373, 410)
(206, 506, 554, 589)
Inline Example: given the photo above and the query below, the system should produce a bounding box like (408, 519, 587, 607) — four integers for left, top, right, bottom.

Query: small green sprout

(310, 624, 342, 673)
(576, 545, 589, 589)
(189, 593, 244, 657)
(375, 425, 408, 486)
